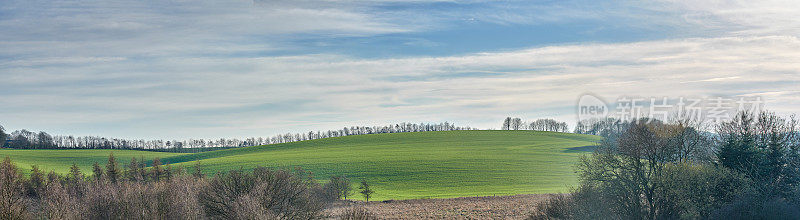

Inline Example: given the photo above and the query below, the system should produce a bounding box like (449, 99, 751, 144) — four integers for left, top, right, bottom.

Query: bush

(200, 167, 326, 220)
(527, 194, 573, 220)
(0, 157, 31, 219)
(340, 206, 377, 220)
(82, 179, 205, 220)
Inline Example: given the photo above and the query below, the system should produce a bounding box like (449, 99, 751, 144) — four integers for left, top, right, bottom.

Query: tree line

(501, 117, 569, 132)
(0, 122, 473, 150)
(0, 154, 377, 219)
(530, 110, 800, 219)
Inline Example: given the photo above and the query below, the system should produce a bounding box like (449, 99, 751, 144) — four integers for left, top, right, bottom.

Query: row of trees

(531, 111, 800, 219)
(501, 117, 569, 132)
(0, 122, 474, 150)
(572, 118, 628, 136)
(0, 154, 378, 219)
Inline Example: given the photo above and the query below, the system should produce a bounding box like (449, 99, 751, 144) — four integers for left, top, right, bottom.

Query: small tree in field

(68, 163, 82, 183)
(105, 153, 120, 183)
(151, 157, 163, 181)
(325, 175, 352, 200)
(91, 162, 103, 181)
(192, 161, 204, 178)
(359, 180, 374, 202)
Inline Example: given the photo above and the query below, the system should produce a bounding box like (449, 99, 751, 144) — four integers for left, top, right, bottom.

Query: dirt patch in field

(324, 194, 554, 219)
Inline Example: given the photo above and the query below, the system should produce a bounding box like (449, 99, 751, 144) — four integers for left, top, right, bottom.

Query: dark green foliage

(543, 111, 800, 220)
(26, 165, 45, 198)
(68, 163, 82, 182)
(91, 162, 103, 182)
(0, 124, 7, 148)
(125, 157, 143, 181)
(105, 153, 120, 183)
(654, 163, 751, 219)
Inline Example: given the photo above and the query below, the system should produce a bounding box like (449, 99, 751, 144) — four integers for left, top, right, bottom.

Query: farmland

(1, 130, 600, 200)
(0, 149, 186, 174)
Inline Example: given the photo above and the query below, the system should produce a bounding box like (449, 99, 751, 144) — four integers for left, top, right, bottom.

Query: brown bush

(339, 206, 377, 220)
(81, 176, 206, 220)
(0, 157, 31, 220)
(0, 156, 336, 220)
(40, 178, 83, 220)
(527, 194, 573, 220)
(200, 167, 326, 220)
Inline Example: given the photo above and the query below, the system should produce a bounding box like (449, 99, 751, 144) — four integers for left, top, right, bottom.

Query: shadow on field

(562, 145, 598, 153)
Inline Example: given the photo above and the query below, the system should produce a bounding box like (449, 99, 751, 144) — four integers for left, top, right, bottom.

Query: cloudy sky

(1, 0, 799, 139)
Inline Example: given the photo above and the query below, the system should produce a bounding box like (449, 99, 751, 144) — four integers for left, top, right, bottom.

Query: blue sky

(1, 0, 799, 139)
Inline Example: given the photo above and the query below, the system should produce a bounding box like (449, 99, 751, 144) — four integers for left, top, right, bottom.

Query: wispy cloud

(3, 36, 799, 138)
(1, 0, 798, 139)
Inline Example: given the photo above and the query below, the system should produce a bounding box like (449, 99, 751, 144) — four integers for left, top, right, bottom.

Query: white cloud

(655, 0, 800, 36)
(2, 0, 799, 139)
(2, 36, 799, 138)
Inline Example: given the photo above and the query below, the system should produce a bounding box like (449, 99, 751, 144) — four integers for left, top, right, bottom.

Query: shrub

(324, 175, 352, 200)
(0, 157, 31, 220)
(340, 206, 378, 220)
(200, 167, 326, 220)
(655, 163, 752, 219)
(527, 194, 572, 220)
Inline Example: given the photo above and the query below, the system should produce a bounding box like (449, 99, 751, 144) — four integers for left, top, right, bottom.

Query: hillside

(163, 130, 600, 200)
(1, 131, 600, 200)
(0, 149, 187, 174)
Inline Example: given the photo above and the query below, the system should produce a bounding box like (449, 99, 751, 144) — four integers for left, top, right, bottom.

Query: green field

(0, 149, 187, 174)
(1, 130, 600, 200)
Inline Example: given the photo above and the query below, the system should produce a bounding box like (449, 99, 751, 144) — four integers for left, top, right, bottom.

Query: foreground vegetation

(2, 131, 600, 200)
(0, 155, 356, 220)
(531, 111, 800, 219)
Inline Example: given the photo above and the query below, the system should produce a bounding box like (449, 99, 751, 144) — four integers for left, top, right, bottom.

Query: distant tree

(68, 163, 83, 183)
(151, 158, 164, 181)
(358, 180, 374, 202)
(37, 132, 53, 148)
(164, 163, 173, 180)
(0, 124, 7, 147)
(511, 118, 523, 130)
(502, 117, 512, 130)
(105, 153, 120, 183)
(192, 161, 204, 179)
(92, 162, 103, 181)
(125, 157, 142, 181)
(326, 175, 352, 200)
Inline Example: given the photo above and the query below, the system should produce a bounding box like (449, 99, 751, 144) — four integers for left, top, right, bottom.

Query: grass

(0, 130, 600, 200)
(0, 149, 187, 174)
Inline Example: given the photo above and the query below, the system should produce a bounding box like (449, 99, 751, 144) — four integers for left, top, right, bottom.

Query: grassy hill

(0, 149, 187, 174)
(0, 130, 600, 200)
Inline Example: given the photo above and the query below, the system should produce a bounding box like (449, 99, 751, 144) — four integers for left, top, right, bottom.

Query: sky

(1, 0, 799, 139)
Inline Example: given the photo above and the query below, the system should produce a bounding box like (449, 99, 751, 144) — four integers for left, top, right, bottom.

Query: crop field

(0, 149, 187, 174)
(1, 131, 600, 200)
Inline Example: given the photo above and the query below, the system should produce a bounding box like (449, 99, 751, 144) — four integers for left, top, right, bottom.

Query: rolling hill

(1, 130, 600, 200)
(0, 149, 187, 174)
